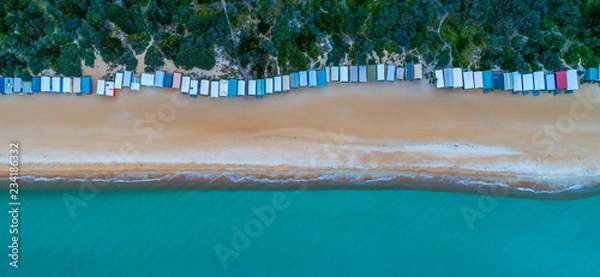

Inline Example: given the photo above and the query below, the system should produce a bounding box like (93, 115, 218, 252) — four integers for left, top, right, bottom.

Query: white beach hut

(359, 66, 367, 82)
(52, 77, 61, 93)
(503, 73, 513, 91)
(219, 80, 228, 97)
(265, 78, 274, 94)
(414, 64, 423, 80)
(73, 78, 81, 94)
(210, 81, 219, 98)
(238, 80, 246, 96)
(396, 67, 405, 80)
(331, 66, 339, 82)
(96, 80, 105, 95)
(3, 78, 13, 94)
(308, 70, 317, 87)
(545, 74, 556, 91)
(325, 67, 331, 82)
(115, 72, 123, 89)
(435, 70, 444, 88)
(533, 71, 545, 91)
(474, 71, 483, 89)
(189, 80, 198, 96)
(350, 66, 359, 82)
(41, 76, 51, 92)
(386, 65, 396, 82)
(248, 80, 256, 96)
(283, 75, 290, 91)
(452, 68, 463, 88)
(141, 73, 154, 87)
(274, 77, 282, 93)
(463, 71, 475, 90)
(377, 64, 385, 81)
(340, 66, 349, 83)
(566, 69, 578, 90)
(131, 78, 141, 91)
(123, 71, 132, 87)
(522, 73, 534, 92)
(11, 78, 21, 94)
(105, 81, 115, 97)
(62, 77, 72, 93)
(512, 72, 523, 92)
(299, 71, 308, 87)
(154, 71, 165, 88)
(181, 76, 191, 94)
(200, 80, 210, 96)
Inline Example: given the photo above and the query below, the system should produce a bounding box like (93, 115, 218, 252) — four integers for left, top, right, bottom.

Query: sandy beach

(1, 81, 599, 193)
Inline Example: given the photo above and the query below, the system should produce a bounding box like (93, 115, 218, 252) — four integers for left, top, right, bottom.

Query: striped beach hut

(503, 73, 513, 91)
(317, 70, 326, 87)
(377, 64, 385, 81)
(228, 80, 237, 97)
(130, 77, 140, 91)
(555, 71, 567, 95)
(81, 77, 93, 94)
(181, 76, 191, 94)
(189, 80, 198, 97)
(405, 62, 414, 80)
(123, 71, 132, 87)
(350, 66, 359, 82)
(367, 65, 377, 82)
(331, 66, 339, 82)
(52, 77, 62, 93)
(210, 81, 219, 98)
(482, 70, 492, 93)
(533, 71, 545, 96)
(115, 73, 123, 89)
(585, 68, 598, 82)
(105, 81, 115, 97)
(219, 80, 229, 97)
(248, 80, 257, 96)
(545, 73, 557, 94)
(396, 66, 405, 81)
(163, 73, 173, 88)
(463, 71, 474, 90)
(414, 64, 423, 80)
(238, 80, 246, 96)
(386, 65, 395, 82)
(41, 77, 51, 92)
(141, 73, 154, 87)
(453, 68, 463, 89)
(522, 73, 534, 96)
(256, 79, 265, 97)
(512, 72, 522, 95)
(435, 70, 444, 88)
(299, 71, 308, 87)
(200, 80, 210, 96)
(274, 76, 282, 93)
(73, 78, 81, 94)
(290, 72, 300, 89)
(63, 77, 72, 93)
(308, 71, 317, 87)
(154, 71, 164, 88)
(23, 81, 32, 94)
(566, 69, 578, 93)
(172, 72, 182, 90)
(340, 66, 349, 83)
(283, 75, 290, 92)
(32, 78, 41, 93)
(492, 73, 504, 91)
(265, 78, 274, 94)
(474, 71, 483, 89)
(359, 66, 368, 82)
(96, 80, 105, 95)
(443, 68, 453, 88)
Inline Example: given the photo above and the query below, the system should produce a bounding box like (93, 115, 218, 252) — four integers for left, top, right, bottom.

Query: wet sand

(1, 81, 599, 193)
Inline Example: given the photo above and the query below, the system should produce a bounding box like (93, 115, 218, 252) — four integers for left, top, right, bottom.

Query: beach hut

(503, 73, 513, 91)
(228, 80, 237, 97)
(189, 80, 198, 97)
(512, 72, 522, 95)
(522, 73, 534, 96)
(555, 71, 567, 95)
(474, 71, 483, 89)
(396, 67, 405, 81)
(52, 77, 62, 93)
(435, 70, 444, 88)
(248, 80, 257, 96)
(492, 73, 504, 91)
(72, 78, 81, 94)
(200, 80, 210, 96)
(181, 76, 191, 94)
(114, 73, 123, 89)
(154, 71, 165, 88)
(105, 81, 115, 97)
(219, 80, 229, 97)
(290, 72, 299, 89)
(463, 71, 475, 90)
(585, 68, 598, 82)
(443, 68, 453, 89)
(131, 78, 140, 91)
(566, 69, 578, 93)
(308, 71, 317, 87)
(317, 70, 326, 87)
(406, 62, 414, 80)
(256, 79, 265, 97)
(377, 64, 385, 81)
(96, 80, 105, 95)
(453, 68, 463, 89)
(533, 71, 545, 96)
(41, 77, 51, 92)
(340, 66, 349, 83)
(414, 64, 423, 80)
(0, 77, 4, 94)
(386, 65, 396, 82)
(299, 71, 308, 87)
(350, 66, 359, 82)
(283, 75, 290, 91)
(359, 66, 368, 83)
(3, 78, 13, 94)
(331, 66, 339, 82)
(23, 82, 32, 94)
(141, 73, 154, 87)
(238, 80, 246, 96)
(63, 77, 72, 93)
(210, 81, 219, 98)
(32, 78, 41, 93)
(545, 73, 557, 94)
(81, 77, 92, 94)
(325, 67, 331, 82)
(163, 73, 173, 88)
(14, 78, 22, 94)
(123, 71, 132, 87)
(367, 65, 377, 82)
(274, 76, 282, 93)
(172, 72, 182, 90)
(265, 78, 274, 94)
(482, 70, 492, 93)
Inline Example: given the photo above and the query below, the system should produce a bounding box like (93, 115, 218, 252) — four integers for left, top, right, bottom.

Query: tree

(144, 45, 164, 72)
(57, 44, 82, 76)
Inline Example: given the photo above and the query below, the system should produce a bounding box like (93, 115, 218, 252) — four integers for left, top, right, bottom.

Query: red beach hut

(555, 71, 567, 90)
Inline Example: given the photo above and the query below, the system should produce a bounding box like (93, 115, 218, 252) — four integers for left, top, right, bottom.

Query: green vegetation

(0, 0, 599, 78)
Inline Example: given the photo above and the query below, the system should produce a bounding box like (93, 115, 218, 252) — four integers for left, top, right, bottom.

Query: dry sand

(1, 81, 599, 192)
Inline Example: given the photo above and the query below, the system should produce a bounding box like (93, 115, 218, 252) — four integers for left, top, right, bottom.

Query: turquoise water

(4, 186, 600, 276)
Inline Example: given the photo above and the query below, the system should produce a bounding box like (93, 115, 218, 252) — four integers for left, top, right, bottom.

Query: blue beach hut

(317, 70, 326, 87)
(482, 70, 493, 93)
(585, 68, 598, 82)
(290, 73, 299, 89)
(32, 78, 41, 93)
(443, 68, 453, 89)
(81, 77, 92, 95)
(163, 73, 173, 88)
(256, 79, 265, 97)
(0, 78, 4, 94)
(228, 80, 237, 98)
(492, 73, 504, 91)
(406, 62, 414, 80)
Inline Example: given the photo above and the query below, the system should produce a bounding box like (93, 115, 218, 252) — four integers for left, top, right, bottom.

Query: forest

(0, 0, 598, 80)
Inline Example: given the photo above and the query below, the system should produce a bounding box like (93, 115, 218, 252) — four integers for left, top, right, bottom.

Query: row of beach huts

(0, 63, 423, 96)
(434, 67, 600, 95)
